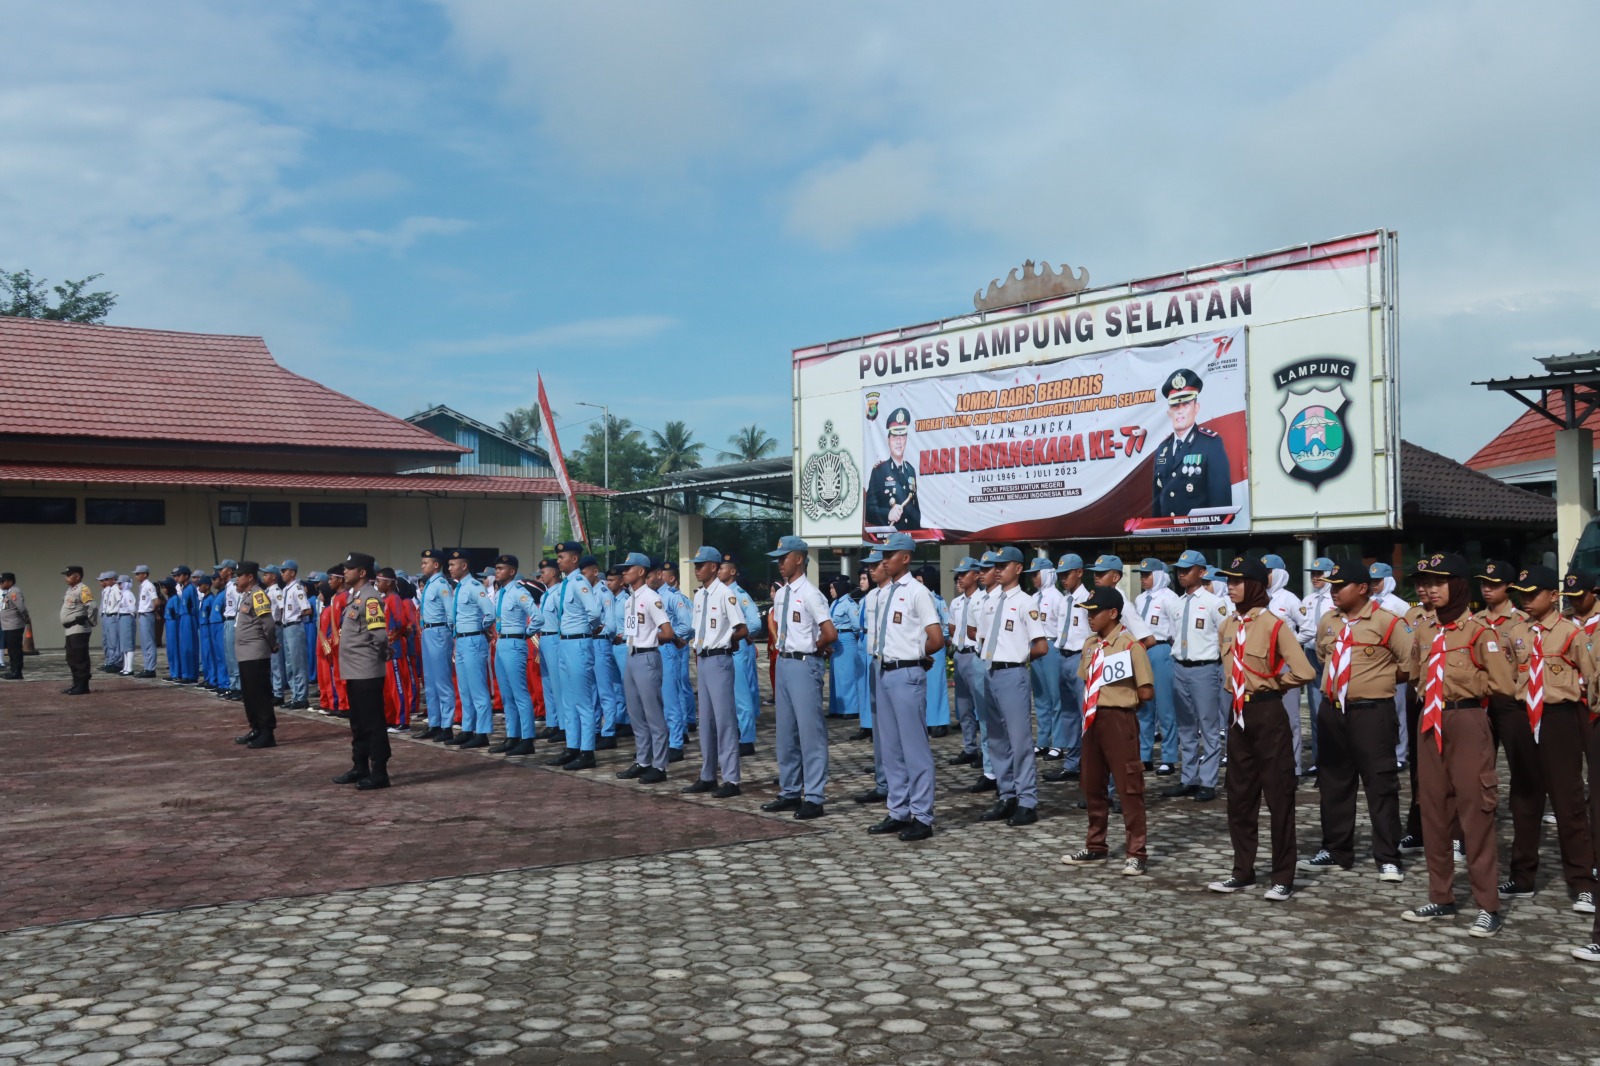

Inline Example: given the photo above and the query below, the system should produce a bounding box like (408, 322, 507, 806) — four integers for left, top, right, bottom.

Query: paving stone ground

(4, 649, 1600, 1065)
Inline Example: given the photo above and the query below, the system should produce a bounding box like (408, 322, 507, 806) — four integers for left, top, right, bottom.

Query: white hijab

(1267, 567, 1290, 594)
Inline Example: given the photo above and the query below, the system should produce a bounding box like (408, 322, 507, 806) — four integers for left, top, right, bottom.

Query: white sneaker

(1543, 812, 1558, 826)
(1378, 864, 1404, 883)
(1263, 883, 1294, 902)
(1574, 892, 1596, 915)
(1572, 942, 1600, 963)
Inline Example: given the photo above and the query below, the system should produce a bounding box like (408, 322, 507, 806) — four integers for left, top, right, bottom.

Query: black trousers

(239, 658, 277, 734)
(1316, 697, 1402, 867)
(3, 626, 23, 676)
(346, 676, 390, 774)
(1488, 692, 1545, 888)
(1225, 695, 1299, 887)
(64, 632, 91, 688)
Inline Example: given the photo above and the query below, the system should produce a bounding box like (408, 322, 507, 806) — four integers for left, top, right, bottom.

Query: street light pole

(576, 401, 610, 565)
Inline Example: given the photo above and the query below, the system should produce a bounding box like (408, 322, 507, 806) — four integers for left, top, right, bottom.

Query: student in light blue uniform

(414, 550, 456, 741)
(603, 566, 631, 729)
(303, 571, 323, 692)
(663, 562, 697, 735)
(722, 556, 764, 753)
(550, 540, 602, 770)
(535, 559, 564, 742)
(192, 572, 214, 686)
(827, 575, 867, 722)
(658, 561, 695, 758)
(917, 565, 952, 732)
(587, 558, 626, 747)
(490, 554, 538, 757)
(445, 548, 494, 750)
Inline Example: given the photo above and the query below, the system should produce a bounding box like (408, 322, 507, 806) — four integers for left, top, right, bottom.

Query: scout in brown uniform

(1398, 584, 1437, 855)
(1470, 560, 1539, 890)
(1061, 587, 1155, 874)
(1576, 631, 1600, 962)
(1208, 556, 1315, 900)
(1505, 566, 1597, 913)
(1401, 553, 1516, 936)
(1298, 558, 1414, 880)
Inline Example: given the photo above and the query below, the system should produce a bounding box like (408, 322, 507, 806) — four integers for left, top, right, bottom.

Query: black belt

(778, 651, 817, 660)
(1244, 691, 1282, 704)
(836, 628, 858, 634)
(631, 646, 659, 655)
(698, 647, 734, 658)
(540, 631, 559, 637)
(498, 630, 527, 638)
(1443, 699, 1485, 710)
(988, 661, 1027, 671)
(882, 659, 928, 671)
(1174, 658, 1220, 667)
(456, 630, 486, 638)
(1343, 697, 1392, 708)
(424, 622, 450, 629)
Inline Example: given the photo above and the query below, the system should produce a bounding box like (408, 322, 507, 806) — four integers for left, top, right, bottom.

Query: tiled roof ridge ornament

(974, 259, 1090, 312)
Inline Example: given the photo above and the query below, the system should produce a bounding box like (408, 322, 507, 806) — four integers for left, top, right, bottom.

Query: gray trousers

(868, 661, 889, 792)
(1057, 650, 1084, 772)
(624, 650, 668, 770)
(955, 649, 994, 776)
(952, 649, 981, 755)
(878, 666, 936, 824)
(983, 665, 1038, 807)
(775, 656, 829, 804)
(696, 652, 741, 784)
(283, 621, 309, 703)
(1172, 660, 1225, 789)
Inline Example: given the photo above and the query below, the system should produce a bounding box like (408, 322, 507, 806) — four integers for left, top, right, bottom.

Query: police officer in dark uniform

(866, 406, 922, 529)
(335, 551, 392, 791)
(1152, 368, 1232, 516)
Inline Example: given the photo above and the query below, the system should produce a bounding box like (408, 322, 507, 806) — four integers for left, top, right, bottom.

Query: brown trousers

(1487, 693, 1544, 889)
(1536, 703, 1595, 895)
(1225, 696, 1298, 887)
(1418, 707, 1499, 911)
(1316, 698, 1401, 868)
(1588, 717, 1600, 943)
(1082, 705, 1146, 860)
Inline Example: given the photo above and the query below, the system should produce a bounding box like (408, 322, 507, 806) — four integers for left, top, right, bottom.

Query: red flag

(538, 373, 586, 543)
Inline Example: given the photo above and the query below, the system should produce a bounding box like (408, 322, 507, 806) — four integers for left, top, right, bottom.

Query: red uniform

(318, 589, 349, 714)
(381, 591, 413, 728)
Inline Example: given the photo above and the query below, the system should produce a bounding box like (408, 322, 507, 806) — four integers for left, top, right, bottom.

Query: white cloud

(427, 315, 679, 355)
(293, 216, 473, 254)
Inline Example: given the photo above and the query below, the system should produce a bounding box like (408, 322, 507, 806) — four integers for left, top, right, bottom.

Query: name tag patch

(1101, 649, 1133, 683)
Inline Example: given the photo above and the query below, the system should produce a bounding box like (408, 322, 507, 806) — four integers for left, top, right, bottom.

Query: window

(86, 498, 166, 525)
(299, 502, 367, 528)
(218, 501, 291, 527)
(0, 496, 76, 524)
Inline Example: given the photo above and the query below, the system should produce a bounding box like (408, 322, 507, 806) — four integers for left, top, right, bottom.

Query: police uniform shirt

(60, 582, 96, 631)
(234, 584, 278, 662)
(454, 574, 494, 635)
(875, 577, 939, 661)
(865, 460, 921, 529)
(1313, 601, 1414, 703)
(773, 574, 829, 654)
(136, 579, 159, 616)
(628, 585, 671, 649)
(279, 579, 310, 625)
(1173, 586, 1230, 662)
(978, 585, 1049, 663)
(0, 586, 26, 630)
(1055, 584, 1090, 652)
(420, 573, 455, 627)
(495, 580, 536, 635)
(1406, 612, 1516, 701)
(1219, 607, 1316, 696)
(1505, 609, 1594, 704)
(1078, 624, 1155, 708)
(1135, 585, 1183, 642)
(691, 577, 740, 652)
(557, 569, 600, 637)
(224, 582, 240, 620)
(338, 581, 388, 679)
(1152, 423, 1231, 516)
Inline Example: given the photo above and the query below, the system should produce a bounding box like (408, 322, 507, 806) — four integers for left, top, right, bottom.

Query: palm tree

(720, 424, 779, 463)
(497, 404, 546, 446)
(649, 421, 703, 549)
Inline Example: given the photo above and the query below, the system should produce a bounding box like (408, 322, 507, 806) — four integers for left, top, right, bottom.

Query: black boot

(357, 769, 390, 790)
(545, 747, 577, 766)
(234, 730, 259, 745)
(445, 730, 472, 746)
(488, 738, 514, 753)
(333, 765, 368, 785)
(561, 750, 597, 771)
(506, 738, 536, 756)
(247, 731, 277, 749)
(460, 733, 488, 749)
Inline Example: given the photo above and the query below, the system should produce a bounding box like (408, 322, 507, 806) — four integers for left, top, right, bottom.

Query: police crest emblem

(1274, 357, 1355, 489)
(801, 420, 861, 522)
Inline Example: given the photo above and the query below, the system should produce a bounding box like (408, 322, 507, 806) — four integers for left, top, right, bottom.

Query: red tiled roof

(1466, 392, 1600, 471)
(0, 317, 465, 456)
(0, 462, 609, 498)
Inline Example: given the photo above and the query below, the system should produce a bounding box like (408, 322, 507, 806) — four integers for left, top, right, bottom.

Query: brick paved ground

(3, 650, 1600, 1065)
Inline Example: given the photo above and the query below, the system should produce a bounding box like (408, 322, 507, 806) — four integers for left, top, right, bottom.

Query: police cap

(1161, 368, 1203, 405)
(344, 552, 377, 573)
(886, 407, 911, 436)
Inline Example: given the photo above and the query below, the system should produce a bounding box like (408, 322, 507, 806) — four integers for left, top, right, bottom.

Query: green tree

(648, 421, 703, 555)
(720, 424, 779, 463)
(0, 269, 117, 323)
(497, 404, 547, 446)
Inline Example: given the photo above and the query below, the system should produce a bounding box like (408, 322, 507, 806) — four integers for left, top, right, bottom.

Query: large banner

(861, 330, 1248, 542)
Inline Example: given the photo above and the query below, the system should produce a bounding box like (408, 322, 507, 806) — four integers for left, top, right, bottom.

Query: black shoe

(332, 768, 367, 785)
(1161, 782, 1200, 798)
(683, 779, 718, 794)
(687, 721, 698, 733)
(411, 726, 434, 739)
(713, 783, 742, 799)
(61, 684, 89, 695)
(848, 728, 872, 741)
(1142, 761, 1154, 771)
(614, 723, 634, 738)
(445, 731, 472, 746)
(929, 725, 949, 738)
(739, 742, 756, 756)
(234, 730, 258, 745)
(488, 739, 514, 753)
(948, 750, 980, 767)
(897, 820, 933, 842)
(356, 774, 390, 791)
(1111, 799, 1123, 815)
(1193, 787, 1218, 803)
(460, 734, 488, 749)
(506, 738, 535, 756)
(595, 736, 618, 750)
(138, 670, 156, 679)
(273, 696, 285, 706)
(762, 797, 803, 813)
(545, 748, 577, 766)
(1398, 834, 1424, 854)
(965, 775, 998, 794)
(638, 767, 667, 784)
(667, 747, 685, 763)
(980, 798, 1019, 822)
(1076, 798, 1088, 809)
(433, 729, 455, 744)
(560, 751, 596, 771)
(1044, 768, 1080, 782)
(869, 816, 910, 835)
(247, 732, 276, 749)
(1007, 805, 1038, 827)
(795, 801, 827, 820)
(617, 764, 646, 779)
(852, 788, 889, 804)
(538, 726, 561, 741)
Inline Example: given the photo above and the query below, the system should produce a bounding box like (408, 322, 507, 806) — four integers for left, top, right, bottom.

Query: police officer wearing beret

(335, 551, 393, 790)
(1152, 369, 1232, 517)
(59, 565, 98, 695)
(866, 407, 922, 530)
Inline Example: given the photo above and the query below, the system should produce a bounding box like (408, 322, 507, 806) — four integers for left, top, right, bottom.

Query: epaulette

(1198, 426, 1219, 437)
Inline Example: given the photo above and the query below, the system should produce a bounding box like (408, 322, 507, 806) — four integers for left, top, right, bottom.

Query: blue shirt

(453, 575, 493, 634)
(420, 573, 455, 626)
(597, 584, 626, 638)
(662, 583, 694, 642)
(538, 583, 562, 635)
(495, 579, 537, 634)
(729, 581, 763, 637)
(557, 569, 600, 636)
(830, 595, 860, 634)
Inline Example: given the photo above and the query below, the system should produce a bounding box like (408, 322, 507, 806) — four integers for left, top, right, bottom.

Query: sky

(3, 1, 1598, 464)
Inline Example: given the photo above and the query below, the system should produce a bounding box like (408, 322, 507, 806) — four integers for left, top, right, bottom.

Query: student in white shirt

(1135, 558, 1184, 775)
(1027, 558, 1064, 761)
(1161, 549, 1231, 802)
(278, 559, 313, 709)
(684, 545, 748, 798)
(1263, 553, 1307, 774)
(1297, 557, 1338, 772)
(1046, 553, 1092, 784)
(975, 546, 1050, 827)
(851, 549, 891, 803)
(617, 550, 676, 780)
(947, 557, 987, 769)
(760, 536, 837, 820)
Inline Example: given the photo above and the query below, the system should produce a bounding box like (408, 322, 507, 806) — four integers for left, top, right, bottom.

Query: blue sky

(5, 1, 1599, 463)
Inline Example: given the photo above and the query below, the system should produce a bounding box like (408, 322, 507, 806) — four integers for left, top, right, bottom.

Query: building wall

(0, 486, 544, 648)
